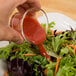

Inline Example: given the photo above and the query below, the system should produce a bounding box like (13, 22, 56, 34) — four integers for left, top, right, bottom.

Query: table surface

(40, 0, 76, 21)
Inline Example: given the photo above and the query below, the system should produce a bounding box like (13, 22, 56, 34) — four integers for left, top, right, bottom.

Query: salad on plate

(0, 22, 76, 76)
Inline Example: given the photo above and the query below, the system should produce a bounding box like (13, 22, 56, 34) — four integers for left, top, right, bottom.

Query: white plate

(38, 13, 76, 31)
(0, 13, 76, 76)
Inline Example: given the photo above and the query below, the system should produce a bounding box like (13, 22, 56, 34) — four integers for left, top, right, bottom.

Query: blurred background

(40, 0, 76, 21)
(13, 0, 76, 21)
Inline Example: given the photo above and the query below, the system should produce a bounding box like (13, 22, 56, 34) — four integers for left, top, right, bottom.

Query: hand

(0, 0, 41, 44)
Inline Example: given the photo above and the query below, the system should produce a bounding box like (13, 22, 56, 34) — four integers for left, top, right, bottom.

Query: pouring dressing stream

(10, 8, 50, 60)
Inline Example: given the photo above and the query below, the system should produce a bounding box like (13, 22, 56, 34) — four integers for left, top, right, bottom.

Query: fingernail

(16, 34, 24, 44)
(16, 40, 24, 44)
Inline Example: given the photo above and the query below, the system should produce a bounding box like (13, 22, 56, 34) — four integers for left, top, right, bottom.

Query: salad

(0, 22, 76, 76)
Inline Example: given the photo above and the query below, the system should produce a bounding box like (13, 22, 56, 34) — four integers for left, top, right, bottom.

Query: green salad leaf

(0, 22, 76, 76)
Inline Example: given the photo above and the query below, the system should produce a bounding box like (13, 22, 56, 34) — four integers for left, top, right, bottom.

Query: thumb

(0, 26, 24, 44)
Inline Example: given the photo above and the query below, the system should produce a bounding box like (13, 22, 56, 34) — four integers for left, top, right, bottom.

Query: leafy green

(60, 47, 69, 56)
(47, 69, 53, 76)
(0, 23, 76, 76)
(57, 56, 76, 76)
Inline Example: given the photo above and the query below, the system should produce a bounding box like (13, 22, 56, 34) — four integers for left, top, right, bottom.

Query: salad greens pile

(0, 22, 76, 76)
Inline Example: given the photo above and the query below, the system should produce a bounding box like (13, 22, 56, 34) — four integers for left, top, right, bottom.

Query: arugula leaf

(57, 56, 76, 76)
(47, 69, 53, 76)
(60, 47, 69, 56)
(0, 23, 76, 76)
